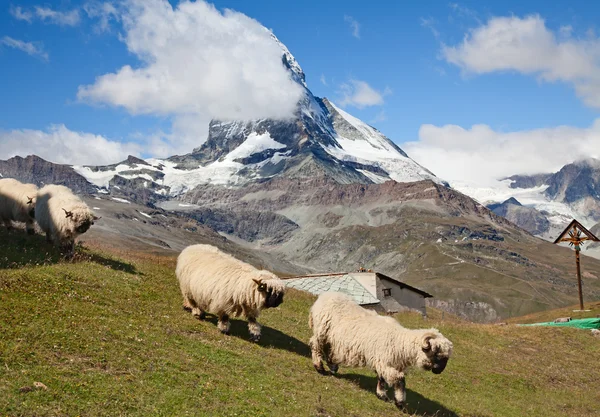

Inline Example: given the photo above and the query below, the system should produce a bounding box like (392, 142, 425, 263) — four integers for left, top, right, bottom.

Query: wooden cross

(553, 220, 600, 311)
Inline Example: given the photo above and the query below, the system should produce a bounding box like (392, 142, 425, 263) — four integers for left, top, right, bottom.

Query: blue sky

(1, 0, 600, 183)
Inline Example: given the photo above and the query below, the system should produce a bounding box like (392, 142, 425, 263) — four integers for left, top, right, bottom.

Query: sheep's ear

(26, 196, 33, 205)
(422, 335, 434, 352)
(93, 215, 101, 221)
(253, 278, 267, 292)
(62, 208, 73, 218)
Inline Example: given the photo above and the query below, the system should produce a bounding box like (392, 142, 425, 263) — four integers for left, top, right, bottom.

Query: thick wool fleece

(309, 292, 453, 408)
(35, 184, 96, 249)
(0, 178, 38, 232)
(176, 244, 285, 340)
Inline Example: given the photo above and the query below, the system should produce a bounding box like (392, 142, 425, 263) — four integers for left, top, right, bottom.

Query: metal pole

(575, 248, 584, 311)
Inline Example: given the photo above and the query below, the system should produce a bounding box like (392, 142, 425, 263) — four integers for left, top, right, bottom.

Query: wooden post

(553, 220, 600, 312)
(575, 248, 584, 311)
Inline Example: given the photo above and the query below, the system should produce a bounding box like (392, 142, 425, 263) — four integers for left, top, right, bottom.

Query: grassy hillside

(1, 229, 599, 417)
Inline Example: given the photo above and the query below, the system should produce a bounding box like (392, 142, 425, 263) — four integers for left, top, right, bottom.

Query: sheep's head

(417, 330, 453, 374)
(252, 275, 285, 308)
(26, 196, 35, 219)
(63, 208, 100, 234)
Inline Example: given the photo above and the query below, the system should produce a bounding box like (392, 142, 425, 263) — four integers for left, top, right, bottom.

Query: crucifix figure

(553, 220, 600, 311)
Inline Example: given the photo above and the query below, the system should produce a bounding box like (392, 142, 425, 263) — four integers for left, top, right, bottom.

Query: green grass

(1, 228, 599, 416)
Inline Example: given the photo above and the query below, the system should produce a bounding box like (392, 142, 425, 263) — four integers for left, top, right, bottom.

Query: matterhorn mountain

(68, 35, 442, 197)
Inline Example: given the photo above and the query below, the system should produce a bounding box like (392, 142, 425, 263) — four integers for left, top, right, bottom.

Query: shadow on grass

(202, 315, 311, 357)
(336, 372, 459, 417)
(0, 228, 138, 274)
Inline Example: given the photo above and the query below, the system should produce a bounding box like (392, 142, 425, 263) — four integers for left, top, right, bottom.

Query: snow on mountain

(452, 178, 596, 241)
(73, 35, 444, 197)
(323, 100, 440, 184)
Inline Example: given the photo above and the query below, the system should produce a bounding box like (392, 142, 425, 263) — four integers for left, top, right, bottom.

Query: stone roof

(284, 274, 380, 305)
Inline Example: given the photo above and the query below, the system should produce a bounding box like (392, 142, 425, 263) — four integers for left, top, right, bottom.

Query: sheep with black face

(35, 184, 98, 257)
(309, 292, 453, 410)
(0, 178, 38, 235)
(176, 244, 285, 342)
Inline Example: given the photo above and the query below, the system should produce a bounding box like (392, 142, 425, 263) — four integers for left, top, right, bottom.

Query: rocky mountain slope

(174, 177, 600, 322)
(3, 36, 599, 322)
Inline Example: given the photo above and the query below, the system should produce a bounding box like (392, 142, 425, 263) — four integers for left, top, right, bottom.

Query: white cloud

(344, 15, 360, 39)
(77, 0, 303, 127)
(338, 80, 390, 108)
(320, 74, 328, 86)
(404, 121, 600, 186)
(34, 6, 81, 26)
(0, 36, 48, 61)
(442, 15, 600, 108)
(421, 17, 439, 39)
(83, 1, 120, 33)
(9, 6, 33, 23)
(0, 125, 143, 165)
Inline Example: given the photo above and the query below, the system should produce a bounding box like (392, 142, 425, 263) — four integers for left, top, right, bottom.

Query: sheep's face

(253, 276, 285, 308)
(62, 209, 99, 235)
(417, 332, 453, 375)
(26, 196, 36, 219)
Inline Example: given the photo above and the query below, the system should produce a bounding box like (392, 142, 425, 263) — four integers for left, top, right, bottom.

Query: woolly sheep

(35, 184, 98, 256)
(309, 292, 453, 410)
(0, 178, 38, 235)
(176, 244, 285, 342)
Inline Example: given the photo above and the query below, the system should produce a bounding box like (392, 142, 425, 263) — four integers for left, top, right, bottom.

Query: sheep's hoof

(192, 312, 206, 320)
(219, 329, 230, 336)
(394, 401, 406, 410)
(376, 393, 390, 402)
(313, 364, 328, 375)
(249, 334, 261, 343)
(328, 363, 338, 374)
(182, 305, 192, 313)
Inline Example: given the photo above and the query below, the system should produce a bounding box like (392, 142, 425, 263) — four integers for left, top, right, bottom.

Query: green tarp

(518, 317, 600, 329)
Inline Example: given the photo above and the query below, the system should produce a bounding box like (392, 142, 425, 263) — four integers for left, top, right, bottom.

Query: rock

(33, 381, 48, 390)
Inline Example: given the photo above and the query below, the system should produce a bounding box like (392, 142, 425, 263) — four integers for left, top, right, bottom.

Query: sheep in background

(176, 244, 285, 342)
(35, 184, 98, 257)
(0, 178, 38, 235)
(309, 292, 453, 410)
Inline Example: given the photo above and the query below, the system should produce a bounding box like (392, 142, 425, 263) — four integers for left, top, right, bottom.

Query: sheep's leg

(61, 240, 75, 259)
(217, 314, 230, 335)
(309, 335, 327, 375)
(182, 297, 193, 312)
(376, 375, 390, 402)
(381, 368, 406, 409)
(183, 297, 206, 320)
(247, 316, 261, 342)
(25, 220, 35, 235)
(192, 308, 206, 320)
(45, 231, 53, 243)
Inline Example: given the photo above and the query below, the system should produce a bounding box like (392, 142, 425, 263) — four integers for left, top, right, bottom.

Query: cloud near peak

(404, 120, 600, 186)
(77, 0, 303, 122)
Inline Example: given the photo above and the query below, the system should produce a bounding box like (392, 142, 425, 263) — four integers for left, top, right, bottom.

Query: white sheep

(176, 244, 285, 342)
(309, 292, 453, 410)
(35, 184, 98, 257)
(0, 178, 38, 235)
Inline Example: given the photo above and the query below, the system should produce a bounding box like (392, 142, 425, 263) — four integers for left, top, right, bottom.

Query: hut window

(383, 288, 392, 297)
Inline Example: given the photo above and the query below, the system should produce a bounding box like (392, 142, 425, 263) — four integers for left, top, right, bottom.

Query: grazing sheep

(0, 178, 38, 235)
(176, 244, 285, 342)
(309, 292, 453, 410)
(35, 184, 98, 256)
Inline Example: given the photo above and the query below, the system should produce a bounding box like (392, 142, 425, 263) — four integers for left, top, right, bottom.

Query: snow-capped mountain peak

(73, 36, 444, 196)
